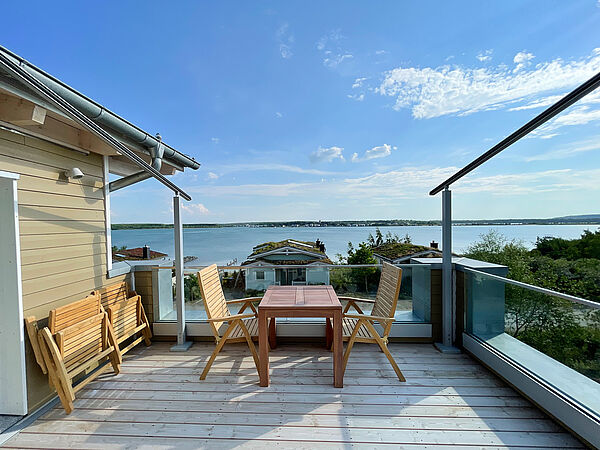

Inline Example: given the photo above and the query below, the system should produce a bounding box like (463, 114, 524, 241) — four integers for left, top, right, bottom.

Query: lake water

(111, 224, 597, 266)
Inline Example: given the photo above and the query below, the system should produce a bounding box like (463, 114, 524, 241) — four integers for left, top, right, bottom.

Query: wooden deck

(3, 342, 583, 449)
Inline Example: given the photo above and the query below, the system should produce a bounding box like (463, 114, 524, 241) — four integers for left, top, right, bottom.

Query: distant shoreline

(112, 218, 600, 230)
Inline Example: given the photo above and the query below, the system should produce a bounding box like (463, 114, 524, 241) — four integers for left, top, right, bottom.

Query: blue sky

(3, 1, 600, 223)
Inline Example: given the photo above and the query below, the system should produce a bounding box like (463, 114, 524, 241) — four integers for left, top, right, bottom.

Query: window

(256, 270, 265, 280)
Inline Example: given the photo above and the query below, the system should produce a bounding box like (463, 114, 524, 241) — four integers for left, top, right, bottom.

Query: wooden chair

(197, 264, 262, 380)
(339, 262, 406, 381)
(98, 281, 152, 354)
(38, 293, 122, 414)
(107, 295, 152, 355)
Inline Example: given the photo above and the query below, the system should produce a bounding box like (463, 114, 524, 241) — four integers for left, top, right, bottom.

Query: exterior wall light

(63, 168, 84, 180)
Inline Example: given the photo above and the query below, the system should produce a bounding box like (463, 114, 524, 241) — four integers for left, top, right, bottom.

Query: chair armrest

(226, 297, 261, 304)
(206, 313, 257, 322)
(343, 313, 394, 323)
(338, 296, 376, 304)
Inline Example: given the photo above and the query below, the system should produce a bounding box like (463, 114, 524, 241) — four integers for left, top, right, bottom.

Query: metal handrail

(463, 267, 600, 310)
(429, 70, 600, 196)
(156, 263, 429, 270)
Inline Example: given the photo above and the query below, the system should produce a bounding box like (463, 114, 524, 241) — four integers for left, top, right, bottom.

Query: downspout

(109, 136, 164, 192)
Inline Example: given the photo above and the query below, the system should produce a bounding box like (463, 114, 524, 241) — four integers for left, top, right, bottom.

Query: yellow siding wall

(0, 128, 126, 411)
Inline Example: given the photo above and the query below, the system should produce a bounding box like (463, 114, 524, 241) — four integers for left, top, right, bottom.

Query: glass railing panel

(160, 264, 432, 323)
(465, 268, 600, 383)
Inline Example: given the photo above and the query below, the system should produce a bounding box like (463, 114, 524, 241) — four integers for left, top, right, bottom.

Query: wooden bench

(97, 282, 152, 355)
(38, 293, 122, 414)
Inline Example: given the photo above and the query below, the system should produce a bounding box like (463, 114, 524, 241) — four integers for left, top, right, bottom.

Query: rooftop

(372, 242, 442, 261)
(113, 247, 168, 261)
(249, 239, 327, 257)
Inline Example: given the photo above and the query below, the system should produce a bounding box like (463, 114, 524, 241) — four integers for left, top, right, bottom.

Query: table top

(259, 285, 341, 310)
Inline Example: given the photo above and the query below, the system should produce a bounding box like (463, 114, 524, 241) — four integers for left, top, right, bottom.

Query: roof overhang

(0, 45, 200, 198)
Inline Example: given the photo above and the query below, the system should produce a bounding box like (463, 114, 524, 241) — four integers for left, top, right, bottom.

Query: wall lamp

(63, 167, 84, 180)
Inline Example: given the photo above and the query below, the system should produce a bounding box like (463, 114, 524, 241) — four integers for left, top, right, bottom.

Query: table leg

(258, 311, 269, 387)
(333, 309, 343, 388)
(325, 317, 333, 350)
(269, 317, 277, 349)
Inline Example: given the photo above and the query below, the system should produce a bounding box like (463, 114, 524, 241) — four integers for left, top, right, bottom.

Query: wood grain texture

(3, 342, 583, 449)
(0, 129, 131, 412)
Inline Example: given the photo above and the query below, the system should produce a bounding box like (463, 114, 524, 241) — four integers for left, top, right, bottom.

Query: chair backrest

(98, 281, 130, 310)
(55, 312, 106, 373)
(49, 292, 102, 335)
(371, 263, 403, 324)
(198, 264, 230, 337)
(108, 295, 141, 341)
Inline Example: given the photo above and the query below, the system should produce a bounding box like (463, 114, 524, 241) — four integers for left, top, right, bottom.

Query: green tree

(184, 274, 201, 302)
(465, 230, 600, 381)
(346, 242, 378, 293)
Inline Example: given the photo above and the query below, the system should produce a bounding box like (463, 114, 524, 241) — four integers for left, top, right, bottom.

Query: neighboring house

(242, 239, 331, 291)
(372, 242, 443, 264)
(0, 46, 199, 415)
(113, 246, 168, 261)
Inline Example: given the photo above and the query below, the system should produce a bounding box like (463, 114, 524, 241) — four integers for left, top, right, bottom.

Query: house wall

(0, 128, 127, 412)
(245, 268, 276, 291)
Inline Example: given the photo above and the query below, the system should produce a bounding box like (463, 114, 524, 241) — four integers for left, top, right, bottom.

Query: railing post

(170, 193, 192, 351)
(436, 188, 460, 353)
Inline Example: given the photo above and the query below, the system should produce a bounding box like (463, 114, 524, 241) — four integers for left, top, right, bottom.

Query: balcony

(3, 341, 584, 448)
(3, 259, 598, 448)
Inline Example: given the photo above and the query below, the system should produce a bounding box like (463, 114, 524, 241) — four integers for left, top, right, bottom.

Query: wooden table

(258, 285, 343, 388)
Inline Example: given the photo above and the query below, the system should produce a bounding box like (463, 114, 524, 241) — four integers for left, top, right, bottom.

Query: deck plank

(3, 342, 584, 449)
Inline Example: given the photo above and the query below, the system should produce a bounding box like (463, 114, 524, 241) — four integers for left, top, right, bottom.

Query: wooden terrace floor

(3, 342, 583, 449)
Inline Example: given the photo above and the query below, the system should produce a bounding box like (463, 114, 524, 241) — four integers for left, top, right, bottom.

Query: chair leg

(342, 319, 363, 375)
(200, 321, 236, 380)
(363, 320, 405, 382)
(40, 328, 76, 412)
(238, 319, 261, 375)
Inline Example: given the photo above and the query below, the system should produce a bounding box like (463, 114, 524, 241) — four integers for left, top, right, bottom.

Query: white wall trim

(0, 171, 27, 415)
(103, 155, 112, 272)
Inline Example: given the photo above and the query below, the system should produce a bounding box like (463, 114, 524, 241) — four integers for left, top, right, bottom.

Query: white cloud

(513, 51, 535, 71)
(188, 165, 600, 202)
(375, 50, 388, 56)
(347, 93, 365, 101)
(211, 137, 220, 144)
(324, 52, 353, 68)
(309, 146, 345, 163)
(317, 29, 353, 68)
(376, 48, 600, 119)
(213, 163, 336, 176)
(523, 139, 600, 162)
(530, 105, 600, 138)
(276, 23, 294, 59)
(351, 144, 393, 162)
(206, 172, 219, 180)
(181, 203, 210, 216)
(275, 111, 283, 118)
(509, 94, 564, 111)
(352, 77, 367, 89)
(477, 49, 493, 62)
